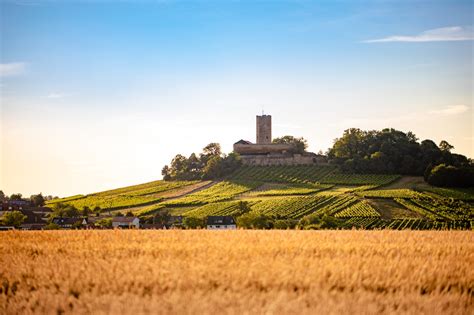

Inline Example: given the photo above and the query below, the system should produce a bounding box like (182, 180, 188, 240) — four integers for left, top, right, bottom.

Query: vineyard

(46, 165, 473, 230)
(46, 180, 196, 210)
(230, 165, 400, 185)
(162, 181, 261, 206)
(245, 183, 333, 197)
(335, 200, 380, 218)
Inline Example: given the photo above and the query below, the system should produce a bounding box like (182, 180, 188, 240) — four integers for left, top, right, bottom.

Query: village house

(112, 216, 140, 229)
(52, 217, 88, 229)
(19, 209, 47, 230)
(206, 216, 237, 230)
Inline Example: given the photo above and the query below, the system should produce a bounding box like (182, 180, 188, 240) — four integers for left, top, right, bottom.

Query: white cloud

(46, 93, 66, 99)
(429, 105, 470, 116)
(364, 26, 474, 43)
(0, 62, 27, 76)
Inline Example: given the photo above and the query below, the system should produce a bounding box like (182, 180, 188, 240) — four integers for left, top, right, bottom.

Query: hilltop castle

(233, 114, 325, 166)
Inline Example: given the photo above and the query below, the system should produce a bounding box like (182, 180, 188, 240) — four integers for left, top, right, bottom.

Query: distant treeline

(162, 128, 473, 188)
(327, 128, 473, 187)
(162, 143, 242, 181)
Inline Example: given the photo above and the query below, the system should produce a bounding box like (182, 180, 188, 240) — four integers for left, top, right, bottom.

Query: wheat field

(1, 230, 473, 314)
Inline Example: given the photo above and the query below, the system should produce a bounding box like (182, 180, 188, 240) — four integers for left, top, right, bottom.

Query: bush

(43, 223, 60, 230)
(237, 213, 272, 229)
(95, 218, 112, 229)
(273, 219, 297, 229)
(426, 164, 474, 187)
(183, 217, 205, 229)
(1, 211, 27, 228)
(298, 214, 342, 230)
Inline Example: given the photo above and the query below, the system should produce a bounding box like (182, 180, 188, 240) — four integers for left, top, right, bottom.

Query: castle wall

(256, 115, 272, 144)
(240, 154, 320, 166)
(234, 143, 295, 155)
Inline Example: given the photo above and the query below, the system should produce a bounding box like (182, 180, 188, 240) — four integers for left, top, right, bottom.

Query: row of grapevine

(318, 195, 359, 216)
(163, 181, 261, 206)
(343, 218, 472, 230)
(46, 180, 196, 210)
(231, 165, 337, 184)
(183, 201, 244, 218)
(357, 189, 422, 199)
(246, 183, 333, 197)
(320, 173, 399, 186)
(250, 196, 335, 219)
(335, 201, 380, 218)
(231, 165, 400, 186)
(393, 198, 440, 220)
(409, 195, 474, 221)
(418, 186, 474, 201)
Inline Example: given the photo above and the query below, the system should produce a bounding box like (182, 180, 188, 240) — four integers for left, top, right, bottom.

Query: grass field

(1, 230, 473, 314)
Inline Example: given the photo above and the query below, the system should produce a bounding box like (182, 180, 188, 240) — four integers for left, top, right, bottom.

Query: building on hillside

(206, 216, 237, 230)
(167, 216, 184, 228)
(52, 217, 88, 229)
(0, 200, 32, 211)
(20, 223, 46, 230)
(112, 216, 140, 229)
(233, 114, 326, 166)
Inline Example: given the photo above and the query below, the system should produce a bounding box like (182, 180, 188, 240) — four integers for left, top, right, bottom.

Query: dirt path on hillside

(113, 181, 217, 214)
(367, 199, 424, 220)
(161, 181, 216, 201)
(381, 176, 424, 190)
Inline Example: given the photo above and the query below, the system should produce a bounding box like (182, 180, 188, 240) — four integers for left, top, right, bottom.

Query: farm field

(1, 230, 473, 314)
(46, 166, 474, 229)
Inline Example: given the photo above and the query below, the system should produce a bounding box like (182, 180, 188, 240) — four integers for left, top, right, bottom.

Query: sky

(1, 0, 473, 197)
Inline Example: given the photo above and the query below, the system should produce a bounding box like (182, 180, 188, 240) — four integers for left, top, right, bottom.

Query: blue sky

(1, 0, 473, 196)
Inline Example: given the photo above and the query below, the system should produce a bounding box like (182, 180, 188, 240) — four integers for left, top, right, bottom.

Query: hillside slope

(47, 165, 474, 229)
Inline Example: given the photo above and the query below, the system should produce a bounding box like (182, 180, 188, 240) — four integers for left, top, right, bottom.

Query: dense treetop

(327, 128, 471, 176)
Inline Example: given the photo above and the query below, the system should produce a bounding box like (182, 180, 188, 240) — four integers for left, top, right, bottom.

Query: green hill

(47, 165, 474, 229)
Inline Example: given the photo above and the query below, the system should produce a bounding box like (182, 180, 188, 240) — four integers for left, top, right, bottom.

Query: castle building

(233, 115, 324, 166)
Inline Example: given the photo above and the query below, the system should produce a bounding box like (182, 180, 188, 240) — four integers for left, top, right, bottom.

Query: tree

(10, 193, 23, 201)
(30, 194, 45, 207)
(201, 143, 221, 161)
(125, 211, 134, 217)
(153, 209, 170, 226)
(327, 128, 470, 176)
(161, 165, 171, 180)
(51, 203, 80, 218)
(95, 218, 112, 229)
(236, 213, 272, 229)
(169, 154, 189, 180)
(272, 136, 308, 154)
(202, 156, 223, 179)
(162, 143, 242, 181)
(82, 206, 91, 217)
(298, 214, 341, 229)
(439, 140, 454, 153)
(2, 211, 27, 228)
(234, 201, 251, 216)
(0, 191, 5, 201)
(183, 216, 205, 229)
(426, 164, 474, 187)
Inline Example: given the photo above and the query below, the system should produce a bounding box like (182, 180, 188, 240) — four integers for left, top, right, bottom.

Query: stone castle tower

(256, 115, 272, 144)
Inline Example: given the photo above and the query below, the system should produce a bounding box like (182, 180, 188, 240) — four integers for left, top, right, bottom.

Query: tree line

(0, 191, 57, 207)
(161, 143, 242, 180)
(327, 128, 473, 187)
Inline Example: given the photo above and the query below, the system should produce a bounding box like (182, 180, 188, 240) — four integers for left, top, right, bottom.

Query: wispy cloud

(430, 105, 470, 116)
(363, 26, 474, 43)
(46, 92, 67, 99)
(0, 62, 27, 77)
